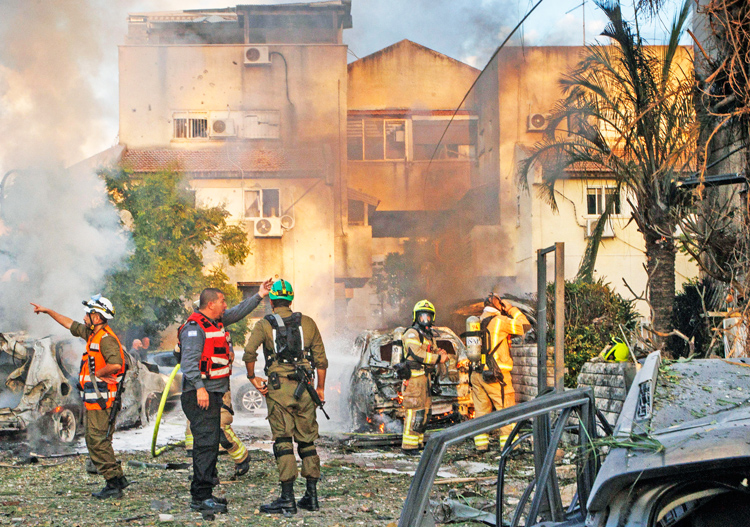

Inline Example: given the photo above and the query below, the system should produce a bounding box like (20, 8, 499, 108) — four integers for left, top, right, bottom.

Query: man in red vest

(179, 281, 271, 515)
(31, 295, 127, 499)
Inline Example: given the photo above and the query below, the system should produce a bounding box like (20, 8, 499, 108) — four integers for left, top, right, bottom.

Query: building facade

(117, 2, 353, 336)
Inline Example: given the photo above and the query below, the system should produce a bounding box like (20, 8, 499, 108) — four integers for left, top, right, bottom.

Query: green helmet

(269, 279, 294, 301)
(412, 299, 436, 325)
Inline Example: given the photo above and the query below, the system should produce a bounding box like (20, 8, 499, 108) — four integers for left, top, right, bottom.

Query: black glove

(394, 362, 412, 380)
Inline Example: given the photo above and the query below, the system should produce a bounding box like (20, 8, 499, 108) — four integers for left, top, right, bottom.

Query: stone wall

(511, 344, 556, 402)
(576, 361, 637, 427)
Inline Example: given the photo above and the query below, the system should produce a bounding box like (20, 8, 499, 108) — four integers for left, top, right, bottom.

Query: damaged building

(80, 1, 699, 338)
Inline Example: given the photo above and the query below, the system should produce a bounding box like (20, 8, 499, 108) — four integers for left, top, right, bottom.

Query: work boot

(92, 478, 123, 500)
(297, 478, 319, 511)
(211, 495, 228, 505)
(260, 480, 297, 515)
(401, 448, 421, 457)
(190, 498, 228, 514)
(235, 458, 249, 477)
(117, 476, 130, 489)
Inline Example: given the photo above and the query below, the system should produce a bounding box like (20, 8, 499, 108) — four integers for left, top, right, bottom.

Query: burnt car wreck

(349, 327, 473, 433)
(399, 351, 750, 527)
(0, 332, 168, 444)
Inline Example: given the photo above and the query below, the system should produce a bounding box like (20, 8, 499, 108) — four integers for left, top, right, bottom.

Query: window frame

(172, 111, 209, 140)
(585, 186, 622, 217)
(244, 188, 281, 219)
(347, 117, 407, 161)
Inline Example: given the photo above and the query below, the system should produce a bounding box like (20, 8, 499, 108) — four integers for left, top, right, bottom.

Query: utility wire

(423, 0, 547, 179)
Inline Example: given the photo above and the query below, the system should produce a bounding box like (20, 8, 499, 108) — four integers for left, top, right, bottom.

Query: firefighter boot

(92, 478, 123, 499)
(260, 480, 297, 515)
(297, 478, 319, 511)
(117, 476, 130, 489)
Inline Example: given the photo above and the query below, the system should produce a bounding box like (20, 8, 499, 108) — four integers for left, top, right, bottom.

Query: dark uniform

(243, 306, 328, 483)
(179, 293, 262, 504)
(71, 321, 124, 483)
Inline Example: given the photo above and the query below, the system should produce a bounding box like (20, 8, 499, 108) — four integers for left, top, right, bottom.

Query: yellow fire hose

(151, 363, 185, 457)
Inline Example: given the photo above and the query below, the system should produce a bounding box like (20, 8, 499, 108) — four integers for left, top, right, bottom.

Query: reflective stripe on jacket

(181, 312, 232, 380)
(78, 326, 125, 410)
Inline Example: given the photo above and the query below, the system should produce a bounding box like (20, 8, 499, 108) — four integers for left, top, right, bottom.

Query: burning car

(0, 332, 168, 444)
(348, 327, 472, 433)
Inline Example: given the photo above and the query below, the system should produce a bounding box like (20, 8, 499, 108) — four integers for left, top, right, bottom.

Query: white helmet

(82, 294, 115, 320)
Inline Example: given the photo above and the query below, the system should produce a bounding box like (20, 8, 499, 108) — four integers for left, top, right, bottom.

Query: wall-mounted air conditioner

(253, 217, 282, 237)
(244, 46, 271, 66)
(527, 113, 552, 132)
(585, 218, 615, 238)
(209, 117, 236, 138)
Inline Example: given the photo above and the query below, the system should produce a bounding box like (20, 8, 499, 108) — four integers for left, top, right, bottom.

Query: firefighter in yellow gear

(185, 391, 249, 476)
(399, 300, 449, 454)
(459, 294, 530, 452)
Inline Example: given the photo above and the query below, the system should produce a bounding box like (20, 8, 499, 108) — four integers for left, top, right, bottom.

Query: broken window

(245, 188, 280, 218)
(587, 187, 621, 215)
(347, 118, 406, 160)
(348, 199, 366, 226)
(413, 119, 475, 160)
(173, 112, 208, 139)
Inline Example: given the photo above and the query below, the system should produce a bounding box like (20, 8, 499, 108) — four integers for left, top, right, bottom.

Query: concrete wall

(348, 40, 479, 111)
(119, 44, 347, 149)
(194, 177, 336, 334)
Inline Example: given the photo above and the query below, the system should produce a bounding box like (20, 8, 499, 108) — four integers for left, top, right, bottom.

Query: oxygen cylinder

(465, 316, 482, 364)
(391, 328, 404, 366)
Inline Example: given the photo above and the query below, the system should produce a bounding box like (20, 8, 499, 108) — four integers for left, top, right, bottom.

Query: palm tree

(518, 0, 696, 345)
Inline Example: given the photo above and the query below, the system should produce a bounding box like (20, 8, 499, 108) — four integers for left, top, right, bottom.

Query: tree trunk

(645, 233, 676, 355)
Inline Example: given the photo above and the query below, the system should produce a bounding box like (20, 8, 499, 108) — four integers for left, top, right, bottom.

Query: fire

(53, 406, 63, 413)
(467, 407, 475, 420)
(396, 392, 403, 405)
(378, 423, 385, 434)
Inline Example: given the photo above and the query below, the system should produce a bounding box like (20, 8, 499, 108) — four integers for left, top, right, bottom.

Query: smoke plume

(0, 2, 129, 333)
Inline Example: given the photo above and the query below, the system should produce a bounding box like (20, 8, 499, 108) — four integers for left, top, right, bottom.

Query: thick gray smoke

(0, 2, 129, 333)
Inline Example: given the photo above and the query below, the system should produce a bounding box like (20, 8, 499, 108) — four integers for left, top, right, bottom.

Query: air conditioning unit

(527, 113, 552, 132)
(585, 218, 615, 238)
(253, 217, 282, 237)
(208, 117, 236, 138)
(244, 46, 271, 66)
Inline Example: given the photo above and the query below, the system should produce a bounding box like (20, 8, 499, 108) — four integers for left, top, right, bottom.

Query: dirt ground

(0, 424, 564, 527)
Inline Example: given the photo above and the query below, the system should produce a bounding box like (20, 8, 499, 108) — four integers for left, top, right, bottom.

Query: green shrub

(548, 279, 639, 387)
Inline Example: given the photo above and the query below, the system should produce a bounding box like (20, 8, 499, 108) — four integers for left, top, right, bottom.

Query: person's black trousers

(181, 390, 223, 501)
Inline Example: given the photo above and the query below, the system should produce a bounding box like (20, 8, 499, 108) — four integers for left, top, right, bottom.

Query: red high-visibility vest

(179, 312, 232, 380)
(78, 326, 125, 410)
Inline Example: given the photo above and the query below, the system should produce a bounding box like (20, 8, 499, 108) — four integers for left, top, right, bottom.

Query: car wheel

(236, 384, 264, 412)
(142, 392, 160, 424)
(52, 408, 77, 443)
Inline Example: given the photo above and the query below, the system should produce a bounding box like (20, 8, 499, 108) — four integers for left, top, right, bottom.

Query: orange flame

(378, 423, 385, 434)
